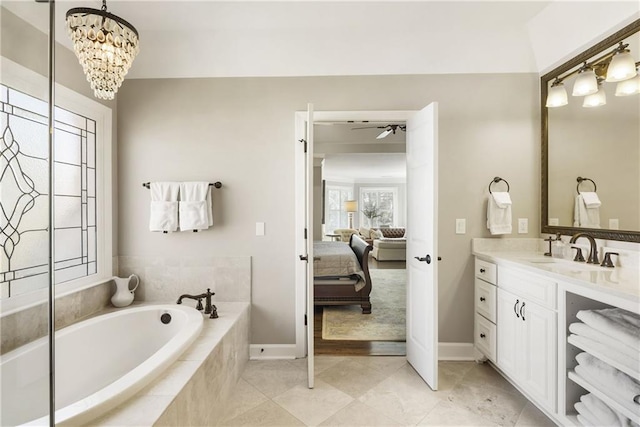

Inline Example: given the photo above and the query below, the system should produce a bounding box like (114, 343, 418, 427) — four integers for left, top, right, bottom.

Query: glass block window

(0, 84, 97, 299)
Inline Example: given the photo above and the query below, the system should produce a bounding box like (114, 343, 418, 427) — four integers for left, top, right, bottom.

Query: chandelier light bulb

(572, 65, 598, 96)
(615, 68, 640, 96)
(606, 45, 637, 83)
(546, 80, 568, 107)
(66, 1, 139, 100)
(583, 83, 606, 108)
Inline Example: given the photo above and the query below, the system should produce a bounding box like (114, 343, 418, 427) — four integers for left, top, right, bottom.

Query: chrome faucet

(176, 288, 218, 318)
(569, 233, 599, 264)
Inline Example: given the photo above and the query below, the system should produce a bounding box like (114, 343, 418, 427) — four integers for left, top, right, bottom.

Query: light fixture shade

(583, 85, 606, 108)
(546, 82, 568, 107)
(572, 67, 598, 96)
(606, 50, 637, 82)
(66, 3, 140, 100)
(615, 73, 640, 96)
(344, 200, 358, 212)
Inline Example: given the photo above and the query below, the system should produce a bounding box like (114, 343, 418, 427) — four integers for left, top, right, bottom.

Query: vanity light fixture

(583, 79, 607, 107)
(615, 64, 640, 96)
(546, 79, 568, 107)
(572, 63, 599, 96)
(66, 0, 140, 100)
(605, 42, 638, 82)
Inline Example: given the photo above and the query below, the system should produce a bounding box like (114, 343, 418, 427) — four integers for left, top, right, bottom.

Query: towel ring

(576, 177, 596, 194)
(488, 177, 510, 194)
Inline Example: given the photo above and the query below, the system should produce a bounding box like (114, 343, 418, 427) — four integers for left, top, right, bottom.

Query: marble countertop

(472, 249, 640, 305)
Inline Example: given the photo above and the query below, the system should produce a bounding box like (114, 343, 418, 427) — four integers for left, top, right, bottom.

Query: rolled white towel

(577, 310, 640, 352)
(575, 352, 640, 416)
(581, 393, 624, 426)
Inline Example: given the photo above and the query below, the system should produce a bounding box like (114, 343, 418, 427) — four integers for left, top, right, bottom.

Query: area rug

(322, 269, 406, 341)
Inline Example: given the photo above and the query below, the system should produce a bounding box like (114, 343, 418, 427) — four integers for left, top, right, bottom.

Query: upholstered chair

(333, 228, 359, 242)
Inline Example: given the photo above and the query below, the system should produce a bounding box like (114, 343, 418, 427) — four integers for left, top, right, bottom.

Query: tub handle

(129, 274, 140, 292)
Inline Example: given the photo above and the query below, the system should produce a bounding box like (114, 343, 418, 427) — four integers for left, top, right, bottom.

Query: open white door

(406, 103, 439, 390)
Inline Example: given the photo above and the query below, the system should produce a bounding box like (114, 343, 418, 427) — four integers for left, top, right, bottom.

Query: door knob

(414, 255, 432, 264)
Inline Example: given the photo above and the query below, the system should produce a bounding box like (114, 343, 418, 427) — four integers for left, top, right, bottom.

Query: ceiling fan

(352, 124, 406, 139)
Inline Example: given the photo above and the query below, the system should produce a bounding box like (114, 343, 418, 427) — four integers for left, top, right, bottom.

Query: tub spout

(177, 289, 216, 315)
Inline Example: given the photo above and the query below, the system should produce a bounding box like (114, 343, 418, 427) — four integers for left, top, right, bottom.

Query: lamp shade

(572, 67, 598, 96)
(546, 82, 568, 107)
(344, 200, 358, 212)
(615, 69, 640, 96)
(583, 84, 606, 108)
(606, 50, 637, 82)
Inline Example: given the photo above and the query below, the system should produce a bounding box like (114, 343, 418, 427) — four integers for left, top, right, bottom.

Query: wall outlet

(549, 218, 559, 226)
(609, 219, 619, 230)
(256, 222, 265, 236)
(518, 218, 528, 234)
(455, 218, 466, 234)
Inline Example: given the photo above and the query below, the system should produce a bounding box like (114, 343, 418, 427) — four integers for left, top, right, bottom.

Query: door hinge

(304, 314, 307, 326)
(299, 138, 307, 153)
(304, 228, 307, 239)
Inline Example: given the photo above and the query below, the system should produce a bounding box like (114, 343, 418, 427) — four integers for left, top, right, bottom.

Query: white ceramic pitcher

(111, 274, 140, 307)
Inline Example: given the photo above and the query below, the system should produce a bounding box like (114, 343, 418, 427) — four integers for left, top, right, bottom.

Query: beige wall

(117, 73, 539, 344)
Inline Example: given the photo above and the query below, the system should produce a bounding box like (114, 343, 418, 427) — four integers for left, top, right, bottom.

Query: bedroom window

(325, 185, 353, 233)
(360, 187, 398, 228)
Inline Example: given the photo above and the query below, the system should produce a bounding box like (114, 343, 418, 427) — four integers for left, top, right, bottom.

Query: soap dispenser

(551, 233, 565, 258)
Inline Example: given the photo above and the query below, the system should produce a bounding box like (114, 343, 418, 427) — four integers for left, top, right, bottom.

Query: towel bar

(488, 177, 510, 194)
(576, 177, 597, 194)
(142, 181, 222, 189)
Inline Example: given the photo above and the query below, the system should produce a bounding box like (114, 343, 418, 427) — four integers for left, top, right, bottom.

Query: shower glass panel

(0, 1, 54, 425)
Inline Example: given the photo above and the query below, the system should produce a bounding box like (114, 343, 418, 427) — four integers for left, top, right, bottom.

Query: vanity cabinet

(474, 259, 497, 362)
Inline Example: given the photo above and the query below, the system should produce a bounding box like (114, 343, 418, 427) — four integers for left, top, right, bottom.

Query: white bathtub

(0, 304, 203, 426)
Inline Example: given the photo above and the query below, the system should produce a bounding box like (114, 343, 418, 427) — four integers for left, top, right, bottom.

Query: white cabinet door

(520, 299, 557, 412)
(497, 288, 520, 379)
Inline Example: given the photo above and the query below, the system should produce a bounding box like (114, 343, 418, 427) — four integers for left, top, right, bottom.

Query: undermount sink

(525, 258, 559, 264)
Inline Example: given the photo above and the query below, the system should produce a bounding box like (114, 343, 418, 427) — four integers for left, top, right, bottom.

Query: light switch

(455, 218, 466, 234)
(549, 218, 559, 226)
(609, 219, 619, 230)
(256, 222, 265, 236)
(518, 218, 528, 234)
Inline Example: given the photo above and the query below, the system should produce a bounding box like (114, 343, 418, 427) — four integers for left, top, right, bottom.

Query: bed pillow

(359, 227, 371, 238)
(371, 229, 384, 240)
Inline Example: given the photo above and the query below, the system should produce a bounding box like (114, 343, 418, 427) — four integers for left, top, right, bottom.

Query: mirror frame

(541, 18, 640, 243)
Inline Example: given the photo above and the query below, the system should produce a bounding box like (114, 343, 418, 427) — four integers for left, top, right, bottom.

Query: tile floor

(219, 356, 557, 426)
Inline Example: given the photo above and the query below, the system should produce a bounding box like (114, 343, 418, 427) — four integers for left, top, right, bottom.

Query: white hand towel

(575, 352, 640, 416)
(577, 309, 640, 352)
(491, 192, 512, 208)
(574, 195, 601, 228)
(581, 191, 602, 208)
(487, 194, 512, 235)
(149, 182, 179, 232)
(179, 182, 211, 231)
(581, 393, 628, 427)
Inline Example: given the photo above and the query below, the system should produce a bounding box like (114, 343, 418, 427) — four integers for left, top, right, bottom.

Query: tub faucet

(569, 232, 599, 264)
(177, 288, 218, 318)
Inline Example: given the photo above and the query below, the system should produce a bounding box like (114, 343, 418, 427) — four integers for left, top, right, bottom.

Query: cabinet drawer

(475, 313, 496, 362)
(475, 278, 496, 323)
(499, 267, 556, 310)
(475, 259, 497, 285)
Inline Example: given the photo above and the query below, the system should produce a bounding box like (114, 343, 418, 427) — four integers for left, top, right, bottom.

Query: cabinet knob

(480, 333, 486, 338)
(480, 297, 486, 302)
(479, 268, 486, 273)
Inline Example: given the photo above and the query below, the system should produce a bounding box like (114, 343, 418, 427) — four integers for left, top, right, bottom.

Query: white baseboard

(438, 342, 475, 361)
(250, 344, 297, 360)
(252, 343, 474, 361)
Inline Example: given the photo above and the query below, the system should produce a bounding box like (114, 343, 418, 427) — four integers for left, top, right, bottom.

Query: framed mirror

(541, 18, 640, 243)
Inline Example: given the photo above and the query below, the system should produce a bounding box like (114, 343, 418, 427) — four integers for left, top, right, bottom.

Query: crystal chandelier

(66, 0, 139, 100)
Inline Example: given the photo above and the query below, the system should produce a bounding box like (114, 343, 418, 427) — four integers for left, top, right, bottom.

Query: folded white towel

(599, 308, 640, 330)
(575, 352, 640, 416)
(581, 393, 629, 427)
(577, 310, 640, 353)
(574, 195, 600, 228)
(149, 182, 180, 232)
(569, 321, 639, 361)
(179, 182, 211, 231)
(575, 401, 604, 426)
(570, 333, 640, 375)
(491, 192, 512, 208)
(581, 191, 602, 208)
(576, 414, 596, 427)
(487, 194, 512, 235)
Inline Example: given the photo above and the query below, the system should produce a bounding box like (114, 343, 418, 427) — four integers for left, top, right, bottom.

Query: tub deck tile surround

(93, 302, 250, 427)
